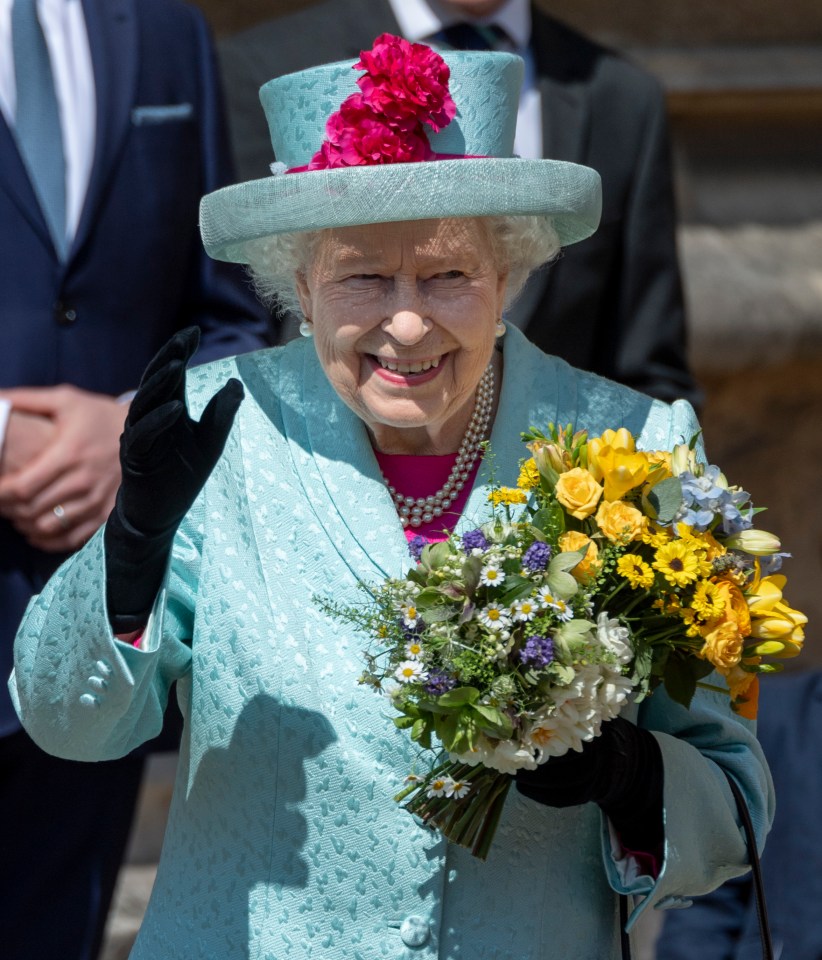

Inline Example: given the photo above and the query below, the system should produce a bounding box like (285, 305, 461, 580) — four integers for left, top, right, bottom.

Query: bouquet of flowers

(328, 425, 806, 859)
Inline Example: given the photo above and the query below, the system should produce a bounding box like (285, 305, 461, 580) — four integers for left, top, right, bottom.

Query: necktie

(12, 0, 68, 259)
(433, 22, 510, 52)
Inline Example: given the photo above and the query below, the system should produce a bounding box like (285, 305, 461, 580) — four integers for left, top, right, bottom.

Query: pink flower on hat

(309, 94, 432, 169)
(355, 33, 457, 133)
(309, 33, 456, 170)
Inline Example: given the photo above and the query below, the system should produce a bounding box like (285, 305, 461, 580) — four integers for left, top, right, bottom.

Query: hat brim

(199, 158, 602, 264)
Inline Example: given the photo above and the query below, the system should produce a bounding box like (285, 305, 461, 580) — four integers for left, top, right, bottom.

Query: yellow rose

(699, 581, 751, 670)
(595, 500, 647, 543)
(554, 467, 603, 520)
(558, 530, 600, 582)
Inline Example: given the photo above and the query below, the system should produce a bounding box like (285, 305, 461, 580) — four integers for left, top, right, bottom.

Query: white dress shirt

(0, 0, 96, 456)
(387, 0, 542, 160)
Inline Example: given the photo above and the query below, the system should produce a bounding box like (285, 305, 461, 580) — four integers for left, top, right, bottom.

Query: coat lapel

(0, 114, 54, 252)
(72, 0, 137, 261)
(243, 341, 413, 591)
(459, 326, 564, 530)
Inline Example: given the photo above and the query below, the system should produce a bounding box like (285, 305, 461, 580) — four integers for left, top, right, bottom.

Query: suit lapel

(531, 6, 591, 165)
(72, 0, 137, 260)
(0, 114, 55, 251)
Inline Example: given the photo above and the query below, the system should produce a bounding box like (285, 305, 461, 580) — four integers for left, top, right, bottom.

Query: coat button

(399, 915, 430, 947)
(54, 301, 78, 325)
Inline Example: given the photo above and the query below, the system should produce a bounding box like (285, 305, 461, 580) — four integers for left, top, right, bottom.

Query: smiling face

(296, 217, 507, 455)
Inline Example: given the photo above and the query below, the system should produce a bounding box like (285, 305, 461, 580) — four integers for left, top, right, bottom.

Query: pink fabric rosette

(309, 33, 457, 170)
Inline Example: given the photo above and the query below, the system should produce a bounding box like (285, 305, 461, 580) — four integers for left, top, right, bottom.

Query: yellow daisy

(652, 541, 702, 587)
(641, 524, 673, 549)
(691, 580, 727, 620)
(616, 554, 655, 589)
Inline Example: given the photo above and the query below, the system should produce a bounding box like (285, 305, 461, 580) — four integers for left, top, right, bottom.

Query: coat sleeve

(606, 683, 773, 930)
(180, 5, 271, 363)
(8, 497, 202, 761)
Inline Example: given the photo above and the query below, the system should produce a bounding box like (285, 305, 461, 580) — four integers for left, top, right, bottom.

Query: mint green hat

(199, 39, 602, 264)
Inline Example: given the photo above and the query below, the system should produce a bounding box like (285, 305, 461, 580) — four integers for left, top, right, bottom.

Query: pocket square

(131, 103, 194, 125)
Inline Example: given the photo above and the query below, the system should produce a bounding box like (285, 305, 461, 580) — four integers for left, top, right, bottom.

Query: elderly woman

(10, 37, 770, 960)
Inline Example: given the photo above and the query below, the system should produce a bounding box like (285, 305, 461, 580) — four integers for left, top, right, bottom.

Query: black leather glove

(515, 716, 664, 850)
(104, 327, 244, 633)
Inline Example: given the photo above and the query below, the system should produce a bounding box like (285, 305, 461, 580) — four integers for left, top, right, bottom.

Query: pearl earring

(299, 319, 314, 338)
(494, 319, 506, 339)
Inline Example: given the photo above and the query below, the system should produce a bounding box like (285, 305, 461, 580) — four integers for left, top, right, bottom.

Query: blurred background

(103, 2, 822, 956)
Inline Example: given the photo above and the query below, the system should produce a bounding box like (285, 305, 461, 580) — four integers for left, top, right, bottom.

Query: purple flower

(424, 670, 457, 696)
(408, 535, 427, 562)
(462, 529, 488, 553)
(519, 635, 555, 668)
(522, 541, 551, 572)
(402, 620, 425, 639)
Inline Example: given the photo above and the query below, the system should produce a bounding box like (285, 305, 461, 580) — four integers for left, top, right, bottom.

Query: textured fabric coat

(11, 328, 772, 959)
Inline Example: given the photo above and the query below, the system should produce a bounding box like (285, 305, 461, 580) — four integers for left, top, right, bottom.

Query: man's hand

(0, 409, 57, 476)
(0, 385, 129, 552)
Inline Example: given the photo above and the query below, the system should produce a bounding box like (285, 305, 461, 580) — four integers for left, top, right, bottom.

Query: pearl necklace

(382, 364, 495, 528)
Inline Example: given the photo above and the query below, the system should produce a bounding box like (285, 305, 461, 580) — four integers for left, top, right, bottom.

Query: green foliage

(645, 476, 683, 524)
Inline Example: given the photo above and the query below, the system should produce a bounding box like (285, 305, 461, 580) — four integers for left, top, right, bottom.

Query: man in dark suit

(219, 0, 699, 407)
(657, 670, 822, 960)
(0, 1, 269, 957)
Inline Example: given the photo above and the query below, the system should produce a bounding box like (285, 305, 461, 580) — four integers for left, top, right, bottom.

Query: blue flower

(424, 670, 458, 696)
(675, 467, 751, 533)
(759, 552, 791, 576)
(519, 635, 555, 668)
(462, 529, 488, 553)
(522, 541, 551, 572)
(408, 535, 427, 562)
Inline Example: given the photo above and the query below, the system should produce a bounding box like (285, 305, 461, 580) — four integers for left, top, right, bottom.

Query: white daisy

(479, 605, 511, 631)
(427, 777, 448, 798)
(400, 603, 422, 629)
(394, 660, 427, 684)
(550, 599, 574, 622)
(480, 564, 505, 587)
(404, 640, 424, 660)
(444, 779, 471, 799)
(511, 597, 538, 622)
(536, 586, 555, 607)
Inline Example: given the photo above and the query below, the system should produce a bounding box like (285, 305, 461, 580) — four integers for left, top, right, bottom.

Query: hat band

(285, 152, 488, 174)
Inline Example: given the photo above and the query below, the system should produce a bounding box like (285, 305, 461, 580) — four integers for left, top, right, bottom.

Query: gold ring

(53, 504, 69, 528)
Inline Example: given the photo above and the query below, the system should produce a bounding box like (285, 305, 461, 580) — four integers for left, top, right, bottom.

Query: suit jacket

(218, 0, 699, 406)
(11, 328, 771, 959)
(0, 0, 270, 734)
(658, 670, 822, 960)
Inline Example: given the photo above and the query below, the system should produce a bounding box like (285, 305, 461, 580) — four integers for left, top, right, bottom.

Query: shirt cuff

(0, 398, 11, 461)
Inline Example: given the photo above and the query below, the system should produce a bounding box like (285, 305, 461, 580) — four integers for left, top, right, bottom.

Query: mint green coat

(11, 327, 773, 959)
